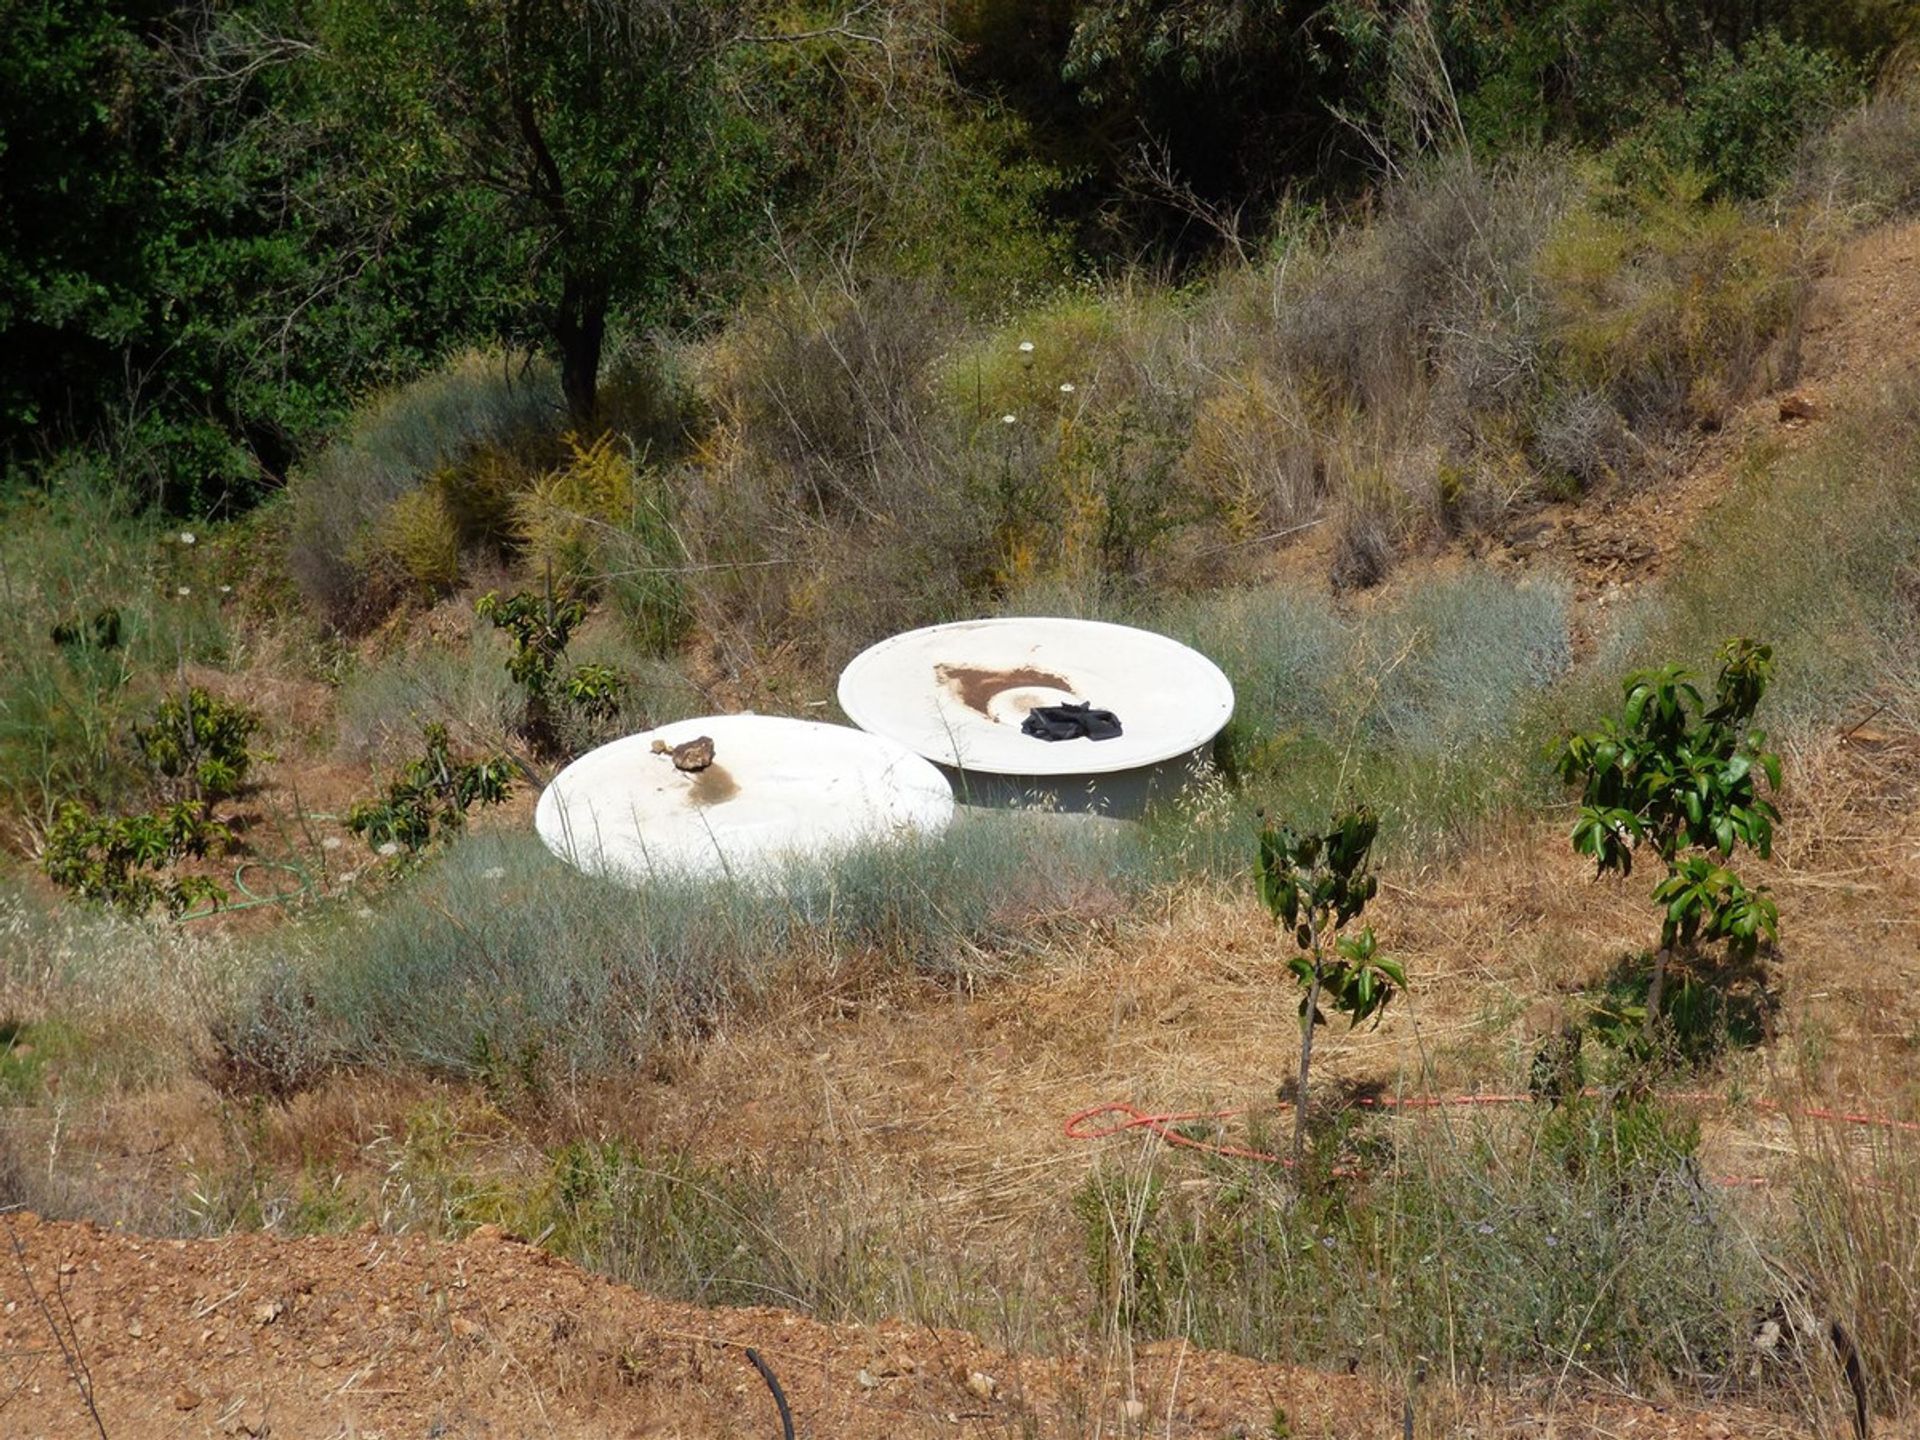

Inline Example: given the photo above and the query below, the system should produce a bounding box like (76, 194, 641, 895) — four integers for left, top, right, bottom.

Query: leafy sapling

(1257, 807, 1407, 1167)
(347, 723, 514, 855)
(39, 686, 261, 916)
(43, 801, 233, 916)
(1558, 638, 1782, 1047)
(133, 685, 262, 815)
(477, 583, 631, 755)
(477, 585, 586, 755)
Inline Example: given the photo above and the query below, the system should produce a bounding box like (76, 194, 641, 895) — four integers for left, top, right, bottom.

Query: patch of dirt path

(0, 1212, 1794, 1438)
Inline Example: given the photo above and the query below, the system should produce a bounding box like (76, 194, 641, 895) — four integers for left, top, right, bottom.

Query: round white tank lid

(837, 617, 1234, 776)
(535, 713, 955, 882)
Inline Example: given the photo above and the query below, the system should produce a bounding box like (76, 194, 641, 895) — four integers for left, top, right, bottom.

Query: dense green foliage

(5, 1, 1912, 513)
(42, 800, 231, 915)
(0, 0, 491, 509)
(132, 685, 261, 813)
(32, 683, 258, 913)
(309, 0, 772, 424)
(958, 0, 1905, 254)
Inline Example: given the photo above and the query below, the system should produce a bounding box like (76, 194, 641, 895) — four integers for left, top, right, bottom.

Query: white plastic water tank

(836, 617, 1235, 815)
(535, 714, 955, 883)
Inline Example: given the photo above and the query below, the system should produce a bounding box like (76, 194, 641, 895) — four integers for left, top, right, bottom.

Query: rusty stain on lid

(934, 663, 1074, 717)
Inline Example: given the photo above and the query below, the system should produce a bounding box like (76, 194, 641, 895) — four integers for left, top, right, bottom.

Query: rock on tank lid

(535, 714, 955, 884)
(836, 617, 1235, 777)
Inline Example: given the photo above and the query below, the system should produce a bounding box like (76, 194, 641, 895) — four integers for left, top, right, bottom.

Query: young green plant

(347, 723, 514, 854)
(1557, 638, 1782, 1047)
(42, 801, 232, 916)
(133, 684, 261, 816)
(477, 582, 629, 756)
(1256, 807, 1406, 1168)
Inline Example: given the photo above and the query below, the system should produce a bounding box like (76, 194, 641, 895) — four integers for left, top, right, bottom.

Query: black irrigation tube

(746, 1347, 796, 1440)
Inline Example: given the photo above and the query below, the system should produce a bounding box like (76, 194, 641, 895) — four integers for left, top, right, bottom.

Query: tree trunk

(1644, 944, 1670, 1043)
(1294, 957, 1323, 1171)
(553, 270, 608, 428)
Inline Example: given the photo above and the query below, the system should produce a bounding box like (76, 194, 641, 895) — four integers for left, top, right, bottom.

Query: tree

(314, 0, 774, 425)
(1557, 638, 1781, 1046)
(0, 1, 166, 459)
(1256, 807, 1406, 1168)
(0, 0, 507, 510)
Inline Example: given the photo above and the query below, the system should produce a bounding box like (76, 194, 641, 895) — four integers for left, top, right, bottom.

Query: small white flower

(176, 585, 191, 597)
(377, 841, 401, 857)
(481, 866, 507, 881)
(179, 531, 196, 545)
(355, 906, 376, 920)
(322, 836, 343, 851)
(1059, 382, 1076, 394)
(1017, 340, 1035, 354)
(1000, 413, 1016, 425)
(218, 584, 232, 594)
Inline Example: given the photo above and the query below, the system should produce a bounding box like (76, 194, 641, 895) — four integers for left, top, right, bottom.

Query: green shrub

(478, 587, 585, 699)
(132, 686, 261, 813)
(861, 109, 1071, 312)
(41, 801, 232, 915)
(34, 683, 259, 915)
(559, 663, 627, 725)
(1670, 32, 1857, 200)
(1559, 638, 1783, 1061)
(345, 724, 513, 855)
(287, 352, 560, 624)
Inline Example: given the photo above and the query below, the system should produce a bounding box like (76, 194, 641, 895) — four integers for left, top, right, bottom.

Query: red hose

(1065, 1090, 1920, 1187)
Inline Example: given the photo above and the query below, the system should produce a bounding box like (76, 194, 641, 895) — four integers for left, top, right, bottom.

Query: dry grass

(2, 704, 1915, 1427)
(1780, 1114, 1920, 1426)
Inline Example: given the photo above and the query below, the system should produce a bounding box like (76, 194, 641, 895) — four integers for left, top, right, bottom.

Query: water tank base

(939, 744, 1213, 819)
